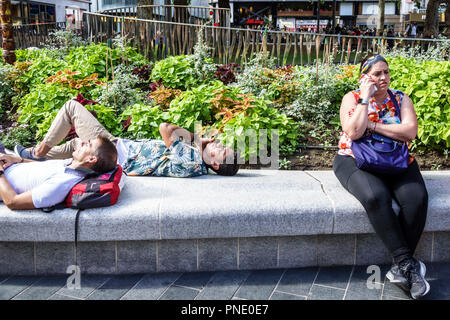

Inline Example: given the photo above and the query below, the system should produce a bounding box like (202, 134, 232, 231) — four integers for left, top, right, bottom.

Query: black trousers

(333, 154, 428, 264)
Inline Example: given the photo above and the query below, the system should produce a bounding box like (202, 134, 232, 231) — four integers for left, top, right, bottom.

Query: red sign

(247, 19, 264, 24)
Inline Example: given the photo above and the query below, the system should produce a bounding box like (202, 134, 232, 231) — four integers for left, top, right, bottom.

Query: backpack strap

(387, 89, 401, 120)
(74, 208, 83, 266)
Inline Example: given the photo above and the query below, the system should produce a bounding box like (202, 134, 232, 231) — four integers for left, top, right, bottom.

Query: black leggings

(333, 154, 428, 264)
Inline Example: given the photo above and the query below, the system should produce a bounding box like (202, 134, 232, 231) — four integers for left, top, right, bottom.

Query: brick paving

(1, 262, 449, 300)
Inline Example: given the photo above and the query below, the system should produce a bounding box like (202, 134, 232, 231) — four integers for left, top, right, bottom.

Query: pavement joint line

(312, 283, 347, 291)
(83, 276, 113, 300)
(307, 266, 321, 298)
(10, 276, 43, 300)
(268, 269, 287, 300)
(230, 270, 253, 300)
(380, 270, 389, 299)
(119, 274, 147, 300)
(156, 273, 184, 300)
(171, 284, 202, 292)
(0, 276, 12, 285)
(48, 292, 84, 300)
(273, 289, 308, 299)
(342, 265, 355, 300)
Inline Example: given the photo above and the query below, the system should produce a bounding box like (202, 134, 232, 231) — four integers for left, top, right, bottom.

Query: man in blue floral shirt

(15, 99, 240, 178)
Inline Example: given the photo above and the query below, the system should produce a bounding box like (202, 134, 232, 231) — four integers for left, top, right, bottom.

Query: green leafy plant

(388, 56, 450, 148)
(0, 123, 35, 150)
(17, 82, 78, 139)
(120, 103, 169, 139)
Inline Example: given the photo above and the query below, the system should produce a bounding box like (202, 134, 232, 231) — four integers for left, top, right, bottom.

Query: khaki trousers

(44, 99, 117, 159)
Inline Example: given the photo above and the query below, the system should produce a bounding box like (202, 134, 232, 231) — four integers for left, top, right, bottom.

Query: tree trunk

(0, 0, 15, 65)
(376, 0, 385, 36)
(137, 0, 153, 20)
(423, 0, 442, 38)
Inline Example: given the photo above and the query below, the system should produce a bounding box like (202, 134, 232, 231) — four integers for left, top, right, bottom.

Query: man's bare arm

(0, 174, 36, 210)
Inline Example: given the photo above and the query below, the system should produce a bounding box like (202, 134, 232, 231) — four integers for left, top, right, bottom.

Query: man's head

(202, 141, 240, 176)
(72, 136, 117, 173)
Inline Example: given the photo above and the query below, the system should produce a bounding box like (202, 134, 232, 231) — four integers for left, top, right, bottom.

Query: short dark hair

(91, 136, 118, 174)
(208, 151, 240, 176)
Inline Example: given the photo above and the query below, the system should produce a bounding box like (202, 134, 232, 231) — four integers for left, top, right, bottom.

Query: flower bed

(0, 31, 448, 169)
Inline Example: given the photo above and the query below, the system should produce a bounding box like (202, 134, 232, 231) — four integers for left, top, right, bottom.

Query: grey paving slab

(57, 274, 110, 299)
(120, 272, 181, 300)
(317, 235, 355, 266)
(239, 237, 278, 270)
(314, 265, 353, 290)
(425, 262, 450, 280)
(157, 239, 197, 273)
(0, 276, 9, 284)
(0, 207, 77, 242)
(195, 270, 251, 300)
(270, 291, 306, 300)
(158, 285, 200, 300)
(77, 176, 164, 241)
(198, 238, 238, 271)
(0, 242, 34, 275)
(422, 278, 450, 300)
(275, 267, 318, 296)
(87, 274, 144, 300)
(308, 285, 345, 300)
(355, 234, 392, 265)
(233, 269, 284, 300)
(159, 170, 334, 240)
(344, 266, 385, 300)
(116, 241, 156, 274)
(12, 276, 67, 300)
(278, 236, 317, 268)
(433, 232, 450, 262)
(35, 242, 75, 275)
(48, 293, 83, 300)
(77, 241, 116, 274)
(382, 279, 412, 300)
(0, 276, 41, 300)
(382, 294, 409, 300)
(173, 271, 215, 290)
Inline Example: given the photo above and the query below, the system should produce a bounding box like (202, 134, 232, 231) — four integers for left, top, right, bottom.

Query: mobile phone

(359, 74, 378, 92)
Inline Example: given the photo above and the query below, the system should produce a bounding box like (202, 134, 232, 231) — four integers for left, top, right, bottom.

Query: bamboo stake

(315, 35, 320, 85)
(292, 33, 297, 66)
(299, 34, 303, 66)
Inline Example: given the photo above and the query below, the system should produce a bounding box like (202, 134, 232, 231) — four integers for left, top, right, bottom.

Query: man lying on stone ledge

(14, 98, 240, 178)
(0, 136, 117, 210)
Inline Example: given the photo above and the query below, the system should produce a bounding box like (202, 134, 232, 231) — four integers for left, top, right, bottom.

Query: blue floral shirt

(121, 138, 208, 178)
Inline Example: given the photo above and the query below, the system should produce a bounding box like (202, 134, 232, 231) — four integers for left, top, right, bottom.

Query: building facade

(10, 0, 91, 25)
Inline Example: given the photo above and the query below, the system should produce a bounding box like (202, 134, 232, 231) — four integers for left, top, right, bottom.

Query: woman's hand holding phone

(359, 74, 378, 100)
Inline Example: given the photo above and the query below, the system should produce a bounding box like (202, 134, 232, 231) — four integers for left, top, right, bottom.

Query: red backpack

(43, 165, 124, 212)
(65, 165, 124, 209)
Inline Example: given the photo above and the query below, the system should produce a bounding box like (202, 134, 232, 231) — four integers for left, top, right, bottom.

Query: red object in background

(210, 11, 213, 15)
(247, 19, 263, 24)
(214, 23, 220, 26)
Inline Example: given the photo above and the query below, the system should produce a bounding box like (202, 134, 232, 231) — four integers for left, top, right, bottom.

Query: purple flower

(11, 122, 18, 127)
(20, 124, 29, 128)
(0, 129, 3, 134)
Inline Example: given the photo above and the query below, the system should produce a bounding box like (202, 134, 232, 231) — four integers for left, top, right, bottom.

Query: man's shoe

(386, 264, 411, 292)
(14, 145, 46, 161)
(399, 258, 430, 300)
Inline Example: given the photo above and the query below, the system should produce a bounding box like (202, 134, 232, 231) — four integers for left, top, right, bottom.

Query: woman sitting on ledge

(333, 54, 430, 299)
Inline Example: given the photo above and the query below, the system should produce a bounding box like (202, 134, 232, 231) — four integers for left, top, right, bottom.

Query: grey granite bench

(1, 170, 449, 275)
